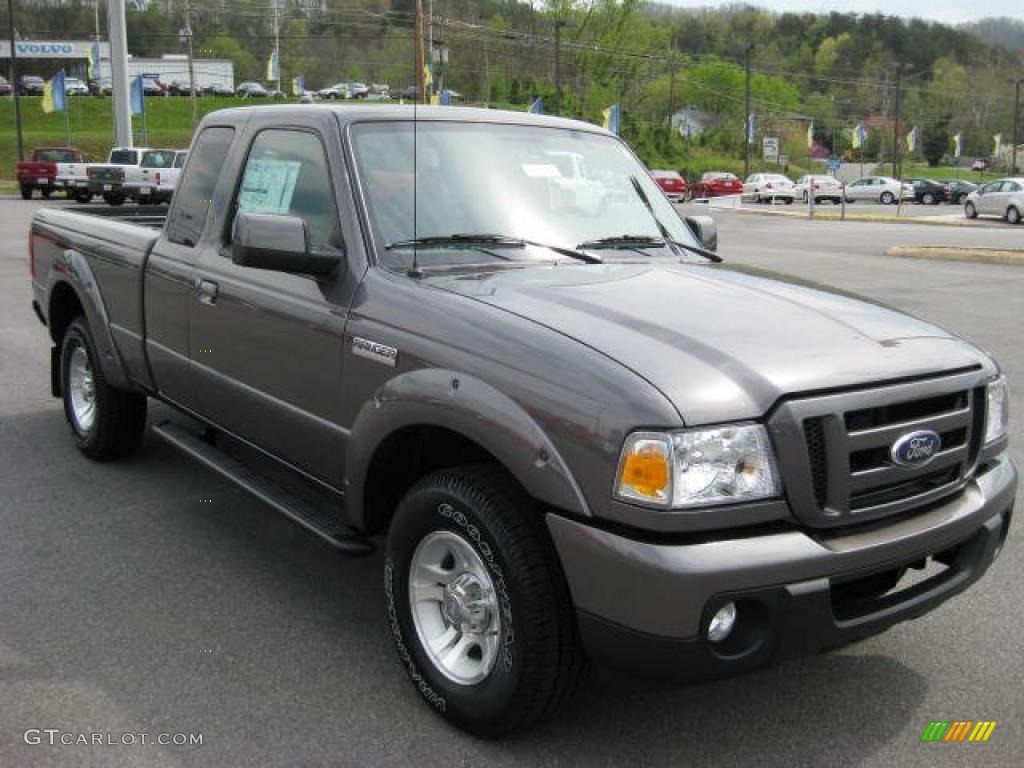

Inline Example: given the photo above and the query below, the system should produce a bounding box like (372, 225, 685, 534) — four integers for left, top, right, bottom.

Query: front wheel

(922, 192, 935, 205)
(20, 185, 32, 200)
(103, 193, 125, 206)
(880, 191, 895, 205)
(1008, 206, 1021, 225)
(61, 317, 147, 460)
(965, 201, 978, 219)
(73, 190, 93, 203)
(385, 466, 582, 737)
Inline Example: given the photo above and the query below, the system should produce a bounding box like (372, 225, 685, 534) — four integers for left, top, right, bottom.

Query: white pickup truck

(54, 157, 94, 203)
(127, 149, 183, 204)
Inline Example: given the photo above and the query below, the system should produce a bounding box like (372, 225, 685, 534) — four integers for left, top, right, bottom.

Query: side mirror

(684, 215, 718, 252)
(232, 211, 342, 276)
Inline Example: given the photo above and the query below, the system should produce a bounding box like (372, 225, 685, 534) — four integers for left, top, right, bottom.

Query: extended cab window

(166, 126, 235, 247)
(234, 129, 340, 253)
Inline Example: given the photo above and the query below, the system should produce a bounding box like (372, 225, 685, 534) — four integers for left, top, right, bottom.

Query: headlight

(616, 424, 781, 508)
(984, 376, 1009, 444)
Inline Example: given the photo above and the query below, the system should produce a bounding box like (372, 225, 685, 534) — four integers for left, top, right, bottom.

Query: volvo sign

(0, 40, 110, 60)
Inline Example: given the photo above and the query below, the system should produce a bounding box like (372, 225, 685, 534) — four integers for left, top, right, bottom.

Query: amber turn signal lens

(622, 451, 669, 497)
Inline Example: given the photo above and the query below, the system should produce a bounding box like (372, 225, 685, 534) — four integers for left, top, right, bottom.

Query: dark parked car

(18, 75, 45, 95)
(0, 75, 12, 96)
(141, 78, 167, 97)
(946, 179, 978, 205)
(167, 80, 201, 97)
(237, 81, 269, 98)
(906, 178, 949, 205)
(28, 105, 1016, 738)
(203, 83, 235, 97)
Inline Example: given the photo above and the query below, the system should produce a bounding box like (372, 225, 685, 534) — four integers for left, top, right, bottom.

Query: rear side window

(142, 151, 175, 168)
(166, 127, 235, 247)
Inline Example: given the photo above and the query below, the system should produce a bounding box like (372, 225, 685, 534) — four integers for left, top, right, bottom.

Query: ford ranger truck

(86, 146, 151, 206)
(28, 106, 1016, 738)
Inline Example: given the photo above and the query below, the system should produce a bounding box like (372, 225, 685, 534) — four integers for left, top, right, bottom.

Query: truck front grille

(771, 369, 986, 528)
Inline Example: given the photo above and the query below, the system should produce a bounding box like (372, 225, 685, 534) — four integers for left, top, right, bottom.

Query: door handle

(197, 279, 219, 305)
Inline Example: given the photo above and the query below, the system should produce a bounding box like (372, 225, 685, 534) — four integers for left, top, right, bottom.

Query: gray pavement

(1, 198, 1021, 767)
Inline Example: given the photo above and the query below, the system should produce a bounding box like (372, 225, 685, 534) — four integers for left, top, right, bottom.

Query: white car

(964, 178, 1024, 224)
(843, 176, 913, 205)
(127, 149, 179, 204)
(318, 82, 351, 100)
(793, 174, 843, 205)
(743, 173, 795, 204)
(63, 77, 89, 96)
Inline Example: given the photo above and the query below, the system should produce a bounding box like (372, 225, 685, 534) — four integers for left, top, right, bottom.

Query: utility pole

(109, 0, 132, 147)
(1011, 78, 1022, 176)
(667, 41, 677, 140)
(427, 0, 433, 97)
(272, 0, 281, 96)
(891, 63, 906, 179)
(6, 0, 24, 160)
(415, 0, 425, 103)
(743, 44, 754, 178)
(184, 0, 197, 129)
(554, 19, 566, 115)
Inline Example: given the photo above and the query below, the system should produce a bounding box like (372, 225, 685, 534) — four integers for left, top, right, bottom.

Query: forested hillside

(5, 1, 1022, 174)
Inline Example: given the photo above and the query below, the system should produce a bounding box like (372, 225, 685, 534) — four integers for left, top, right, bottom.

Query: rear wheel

(385, 466, 583, 737)
(922, 192, 935, 205)
(1008, 206, 1021, 225)
(73, 190, 93, 203)
(965, 201, 978, 219)
(103, 193, 125, 206)
(19, 185, 32, 200)
(60, 317, 147, 460)
(41, 188, 52, 199)
(880, 191, 895, 205)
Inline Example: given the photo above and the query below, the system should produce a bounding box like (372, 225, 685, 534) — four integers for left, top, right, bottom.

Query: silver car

(964, 178, 1024, 224)
(843, 176, 913, 205)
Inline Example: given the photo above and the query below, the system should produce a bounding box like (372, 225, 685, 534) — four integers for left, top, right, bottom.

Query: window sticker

(238, 159, 302, 214)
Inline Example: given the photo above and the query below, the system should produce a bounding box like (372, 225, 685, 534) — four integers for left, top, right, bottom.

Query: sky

(664, 0, 1023, 26)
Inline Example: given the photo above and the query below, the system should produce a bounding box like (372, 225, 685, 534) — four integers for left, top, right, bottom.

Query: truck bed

(31, 207, 163, 388)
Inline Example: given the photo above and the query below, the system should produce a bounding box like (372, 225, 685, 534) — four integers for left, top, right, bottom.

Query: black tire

(60, 316, 147, 460)
(1007, 206, 1021, 225)
(20, 185, 32, 200)
(103, 193, 125, 206)
(784, 197, 793, 205)
(880, 191, 895, 205)
(73, 190, 93, 204)
(922, 192, 935, 205)
(41, 188, 52, 199)
(832, 197, 841, 205)
(965, 201, 978, 219)
(844, 196, 854, 204)
(385, 465, 583, 737)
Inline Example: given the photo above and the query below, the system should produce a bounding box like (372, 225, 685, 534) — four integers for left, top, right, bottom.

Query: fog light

(707, 602, 737, 643)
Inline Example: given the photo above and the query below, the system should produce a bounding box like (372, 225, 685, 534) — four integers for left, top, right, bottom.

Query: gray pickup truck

(29, 106, 1015, 737)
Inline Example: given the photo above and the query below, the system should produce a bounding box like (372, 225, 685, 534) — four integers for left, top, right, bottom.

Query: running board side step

(153, 421, 374, 556)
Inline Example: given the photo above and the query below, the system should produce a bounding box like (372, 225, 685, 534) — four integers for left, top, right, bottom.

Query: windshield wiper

(386, 233, 602, 274)
(578, 233, 722, 263)
(627, 177, 722, 263)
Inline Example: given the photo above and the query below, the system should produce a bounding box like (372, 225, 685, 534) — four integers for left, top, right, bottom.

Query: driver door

(188, 126, 355, 486)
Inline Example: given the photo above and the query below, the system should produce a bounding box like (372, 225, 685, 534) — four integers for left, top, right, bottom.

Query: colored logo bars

(920, 721, 997, 743)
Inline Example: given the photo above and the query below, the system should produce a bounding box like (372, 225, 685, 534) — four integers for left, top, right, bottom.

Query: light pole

(743, 44, 754, 179)
(1010, 77, 1022, 176)
(6, 0, 24, 161)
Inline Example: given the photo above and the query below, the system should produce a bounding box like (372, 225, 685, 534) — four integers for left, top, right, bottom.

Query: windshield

(351, 121, 700, 270)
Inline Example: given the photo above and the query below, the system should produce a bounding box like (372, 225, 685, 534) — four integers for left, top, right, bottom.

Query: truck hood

(431, 262, 988, 424)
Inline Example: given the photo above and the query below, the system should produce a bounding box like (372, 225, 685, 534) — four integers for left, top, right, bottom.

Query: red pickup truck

(16, 147, 85, 200)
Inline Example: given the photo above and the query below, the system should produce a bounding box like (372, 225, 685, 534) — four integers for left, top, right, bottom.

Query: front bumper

(547, 457, 1015, 680)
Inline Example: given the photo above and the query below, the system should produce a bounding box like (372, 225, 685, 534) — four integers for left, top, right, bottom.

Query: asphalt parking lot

(1, 198, 1022, 767)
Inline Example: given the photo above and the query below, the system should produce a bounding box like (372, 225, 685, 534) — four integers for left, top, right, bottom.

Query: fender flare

(46, 248, 132, 391)
(346, 368, 591, 531)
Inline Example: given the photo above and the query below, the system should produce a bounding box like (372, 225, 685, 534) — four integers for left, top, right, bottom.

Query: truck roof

(203, 104, 614, 136)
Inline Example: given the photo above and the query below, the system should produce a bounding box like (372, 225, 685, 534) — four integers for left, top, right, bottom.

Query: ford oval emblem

(890, 430, 942, 468)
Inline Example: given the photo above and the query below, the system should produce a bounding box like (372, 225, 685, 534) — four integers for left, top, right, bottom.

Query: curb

(732, 208, 989, 227)
(886, 245, 1024, 266)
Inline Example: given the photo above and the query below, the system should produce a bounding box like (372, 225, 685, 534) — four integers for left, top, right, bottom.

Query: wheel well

(361, 425, 499, 535)
(48, 282, 84, 345)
